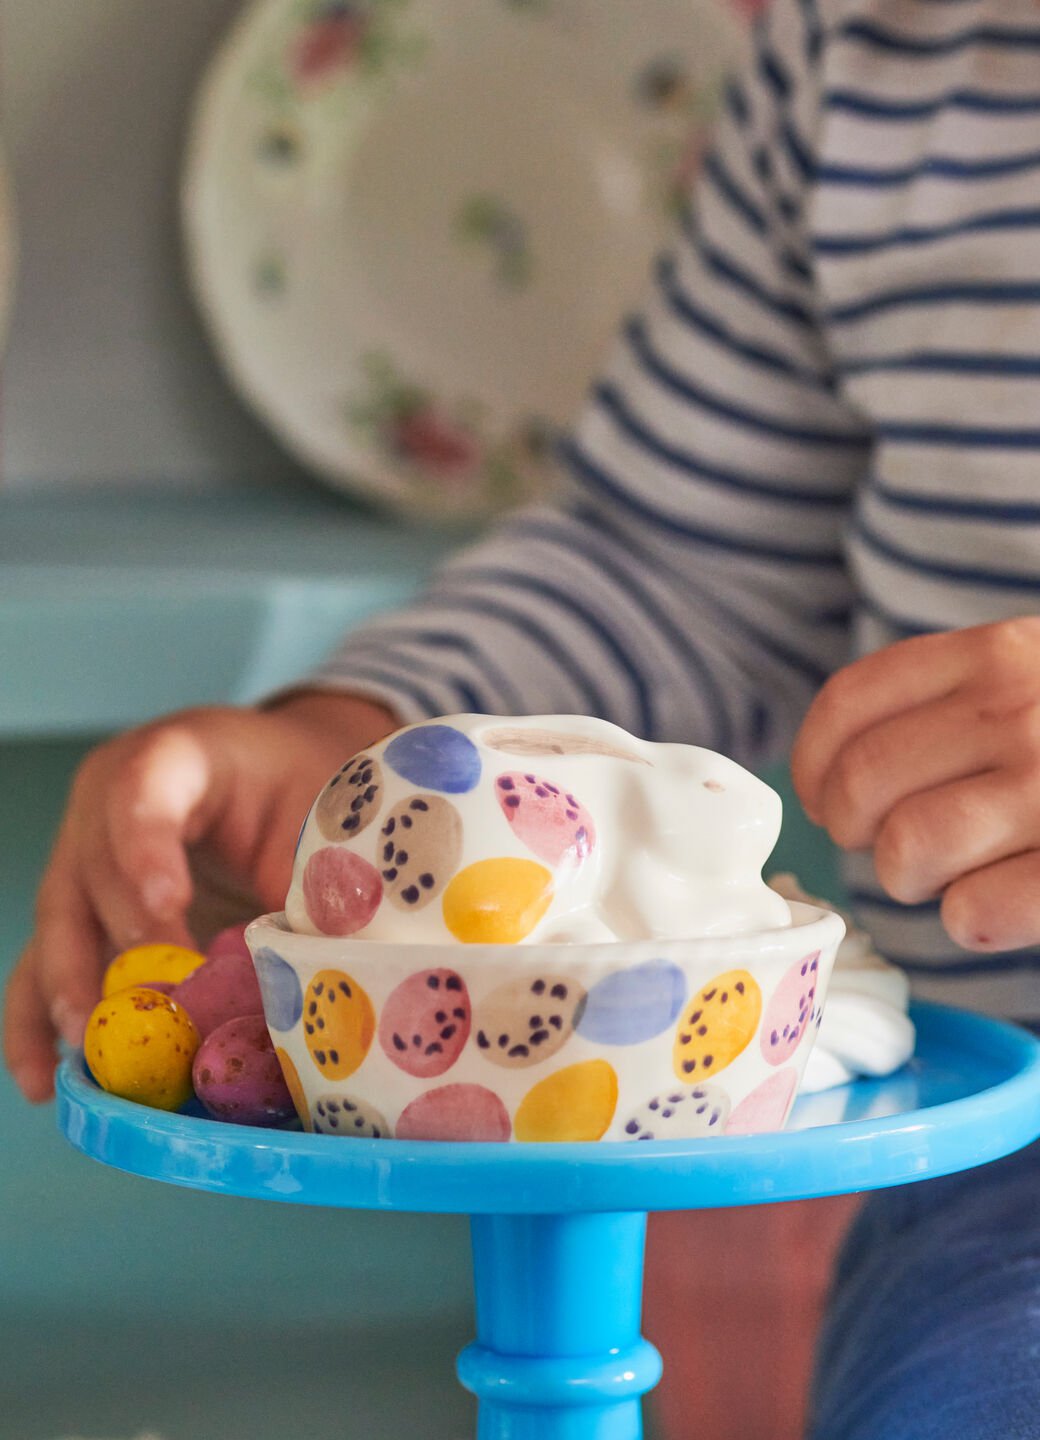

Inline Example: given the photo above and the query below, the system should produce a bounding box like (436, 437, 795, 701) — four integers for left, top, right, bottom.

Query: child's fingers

(873, 765, 1040, 906)
(941, 850, 1040, 953)
(3, 945, 59, 1102)
(813, 692, 1007, 850)
(34, 860, 108, 1049)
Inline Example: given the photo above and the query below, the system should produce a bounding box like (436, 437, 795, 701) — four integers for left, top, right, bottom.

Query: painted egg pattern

(378, 794, 463, 912)
(253, 947, 304, 1032)
(396, 1083, 511, 1141)
(473, 974, 586, 1067)
(313, 1094, 390, 1139)
(383, 723, 482, 793)
(621, 1082, 731, 1140)
(480, 725, 648, 764)
(495, 771, 595, 868)
(303, 970, 375, 1079)
(302, 846, 383, 936)
(379, 968, 471, 1077)
(673, 970, 761, 1081)
(274, 1047, 310, 1129)
(726, 1068, 798, 1135)
(761, 951, 821, 1066)
(315, 752, 384, 841)
(514, 1060, 618, 1142)
(442, 857, 554, 944)
(577, 960, 686, 1045)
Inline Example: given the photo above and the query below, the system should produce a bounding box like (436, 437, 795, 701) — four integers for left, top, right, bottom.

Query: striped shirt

(313, 0, 1040, 1020)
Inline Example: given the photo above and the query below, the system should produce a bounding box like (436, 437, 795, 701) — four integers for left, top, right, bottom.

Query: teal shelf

(0, 480, 459, 737)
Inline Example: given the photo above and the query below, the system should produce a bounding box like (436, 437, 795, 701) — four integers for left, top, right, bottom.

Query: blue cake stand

(57, 1002, 1040, 1440)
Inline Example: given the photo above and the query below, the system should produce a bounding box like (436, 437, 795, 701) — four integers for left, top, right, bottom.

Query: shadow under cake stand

(57, 1001, 1040, 1440)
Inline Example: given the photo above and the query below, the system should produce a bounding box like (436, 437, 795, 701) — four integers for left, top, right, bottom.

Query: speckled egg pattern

(726, 1068, 798, 1135)
(673, 970, 761, 1081)
(622, 1082, 731, 1140)
(378, 968, 471, 1077)
(514, 1060, 618, 1142)
(396, 1083, 511, 1141)
(379, 794, 462, 912)
(303, 846, 383, 936)
(442, 857, 554, 944)
(761, 951, 820, 1066)
(315, 753, 384, 841)
(313, 1093, 390, 1139)
(253, 947, 304, 1032)
(473, 974, 587, 1068)
(383, 723, 482, 793)
(495, 771, 596, 868)
(303, 969, 375, 1079)
(578, 960, 686, 1045)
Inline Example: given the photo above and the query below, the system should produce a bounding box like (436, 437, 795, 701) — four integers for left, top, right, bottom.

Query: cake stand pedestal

(57, 1002, 1040, 1440)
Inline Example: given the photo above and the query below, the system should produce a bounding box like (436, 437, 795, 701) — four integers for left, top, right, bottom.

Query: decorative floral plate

(182, 0, 743, 521)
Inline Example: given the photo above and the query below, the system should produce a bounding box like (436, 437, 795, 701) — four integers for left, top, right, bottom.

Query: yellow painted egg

(441, 858, 554, 944)
(275, 1046, 311, 1130)
(84, 987, 200, 1111)
(672, 970, 762, 1082)
(102, 943, 206, 998)
(514, 1060, 618, 1142)
(302, 970, 375, 1080)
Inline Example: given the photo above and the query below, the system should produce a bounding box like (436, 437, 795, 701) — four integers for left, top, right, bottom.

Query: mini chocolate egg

(101, 943, 206, 998)
(726, 1068, 798, 1135)
(379, 967, 471, 1078)
(193, 1015, 296, 1126)
(206, 922, 250, 964)
(171, 946, 264, 1040)
(494, 771, 596, 868)
(442, 857, 553, 944)
(761, 951, 820, 1066)
(377, 794, 463, 913)
(314, 752, 384, 841)
(312, 1093, 390, 1138)
(673, 970, 761, 1081)
(578, 960, 686, 1045)
(514, 1060, 618, 1142)
(396, 1083, 511, 1141)
(473, 973, 586, 1067)
(85, 986, 199, 1110)
(621, 1082, 731, 1141)
(302, 969, 375, 1079)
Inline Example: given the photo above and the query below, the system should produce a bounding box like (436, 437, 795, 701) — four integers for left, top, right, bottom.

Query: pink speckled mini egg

(494, 771, 595, 868)
(378, 967, 471, 1078)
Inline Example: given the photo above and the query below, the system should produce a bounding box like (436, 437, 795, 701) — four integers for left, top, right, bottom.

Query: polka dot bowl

(246, 900, 845, 1142)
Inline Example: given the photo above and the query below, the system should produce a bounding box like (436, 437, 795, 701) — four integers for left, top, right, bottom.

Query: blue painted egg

(577, 960, 687, 1045)
(253, 947, 303, 1032)
(383, 724, 481, 793)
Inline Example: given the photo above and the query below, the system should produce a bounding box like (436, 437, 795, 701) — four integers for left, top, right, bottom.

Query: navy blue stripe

(869, 477, 1040, 525)
(423, 592, 613, 719)
(507, 513, 734, 749)
(705, 153, 768, 238)
(879, 419, 1040, 450)
(655, 254, 826, 386)
(446, 568, 655, 737)
(825, 86, 1040, 120)
(867, 949, 1040, 978)
(758, 42, 793, 102)
(624, 317, 862, 449)
(377, 629, 527, 713)
(593, 378, 852, 508)
(818, 147, 1040, 187)
(854, 515, 1040, 592)
(562, 438, 848, 567)
(815, 204, 1040, 256)
(342, 634, 513, 714)
(828, 280, 1040, 325)
(839, 19, 1040, 57)
(339, 663, 450, 720)
(680, 210, 816, 327)
(781, 118, 816, 184)
(856, 592, 931, 639)
(843, 350, 1040, 379)
(725, 77, 750, 127)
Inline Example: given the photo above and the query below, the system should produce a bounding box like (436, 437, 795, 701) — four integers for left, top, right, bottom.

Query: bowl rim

(245, 899, 845, 966)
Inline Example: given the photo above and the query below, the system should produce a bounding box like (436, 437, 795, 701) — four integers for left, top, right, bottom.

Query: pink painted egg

(725, 1069, 798, 1135)
(302, 846, 382, 936)
(378, 968, 471, 1078)
(761, 951, 821, 1066)
(494, 771, 595, 868)
(395, 1084, 511, 1141)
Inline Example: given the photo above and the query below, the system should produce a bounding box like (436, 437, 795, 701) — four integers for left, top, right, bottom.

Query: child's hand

(791, 618, 1040, 954)
(3, 692, 398, 1102)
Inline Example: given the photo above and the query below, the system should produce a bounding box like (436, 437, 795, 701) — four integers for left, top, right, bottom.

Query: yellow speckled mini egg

(102, 943, 206, 998)
(441, 858, 554, 944)
(672, 970, 761, 1081)
(303, 970, 375, 1080)
(514, 1060, 618, 1142)
(84, 986, 200, 1110)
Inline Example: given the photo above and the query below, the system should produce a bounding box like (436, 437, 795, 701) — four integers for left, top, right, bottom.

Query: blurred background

(0, 2, 837, 1437)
